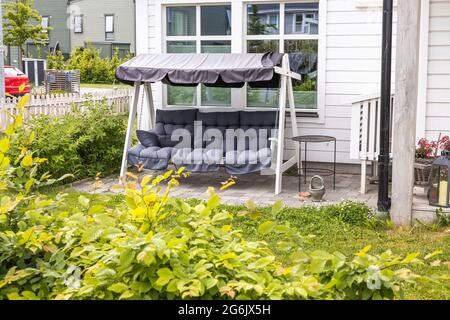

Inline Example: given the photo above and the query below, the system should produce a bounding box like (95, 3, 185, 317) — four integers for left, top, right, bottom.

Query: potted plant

(414, 137, 438, 190)
(439, 135, 450, 157)
(414, 134, 449, 190)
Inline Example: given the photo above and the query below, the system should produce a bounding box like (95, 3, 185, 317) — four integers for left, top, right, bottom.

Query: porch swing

(115, 52, 302, 195)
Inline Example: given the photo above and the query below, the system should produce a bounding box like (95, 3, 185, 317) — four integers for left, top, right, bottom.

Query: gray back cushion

(239, 111, 276, 150)
(154, 109, 197, 147)
(197, 111, 240, 151)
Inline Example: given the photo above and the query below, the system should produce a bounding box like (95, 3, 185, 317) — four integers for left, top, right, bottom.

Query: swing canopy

(117, 52, 303, 195)
(115, 52, 286, 87)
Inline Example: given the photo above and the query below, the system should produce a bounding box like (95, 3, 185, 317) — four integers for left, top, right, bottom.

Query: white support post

(275, 56, 288, 195)
(144, 82, 155, 130)
(360, 160, 367, 194)
(286, 59, 301, 172)
(119, 82, 141, 183)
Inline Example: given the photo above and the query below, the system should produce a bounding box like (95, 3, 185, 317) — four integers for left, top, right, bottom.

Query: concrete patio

(71, 166, 376, 208)
(69, 164, 448, 224)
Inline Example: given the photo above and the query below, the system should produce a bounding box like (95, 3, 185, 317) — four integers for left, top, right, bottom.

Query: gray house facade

(3, 0, 136, 68)
(26, 0, 72, 60)
(68, 0, 136, 58)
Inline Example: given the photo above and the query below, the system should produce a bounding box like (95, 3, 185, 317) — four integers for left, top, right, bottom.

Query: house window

(105, 15, 115, 41)
(246, 2, 319, 110)
(74, 15, 83, 33)
(41, 16, 49, 32)
(165, 5, 232, 107)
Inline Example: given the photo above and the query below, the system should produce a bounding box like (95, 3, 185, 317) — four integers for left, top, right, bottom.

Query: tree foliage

(2, 0, 50, 68)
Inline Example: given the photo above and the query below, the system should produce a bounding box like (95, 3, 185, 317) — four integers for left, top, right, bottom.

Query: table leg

(304, 142, 307, 186)
(334, 140, 337, 190)
(298, 142, 301, 192)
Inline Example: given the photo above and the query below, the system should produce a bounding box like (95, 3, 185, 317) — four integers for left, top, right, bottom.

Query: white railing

(350, 93, 394, 193)
(0, 89, 132, 131)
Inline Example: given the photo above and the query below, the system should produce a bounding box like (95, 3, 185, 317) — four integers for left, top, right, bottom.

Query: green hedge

(10, 100, 127, 182)
(47, 47, 131, 84)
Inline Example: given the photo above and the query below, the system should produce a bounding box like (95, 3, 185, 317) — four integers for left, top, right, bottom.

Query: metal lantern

(429, 156, 450, 208)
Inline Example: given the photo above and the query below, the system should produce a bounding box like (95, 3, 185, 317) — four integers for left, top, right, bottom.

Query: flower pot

(309, 175, 326, 202)
(414, 158, 433, 189)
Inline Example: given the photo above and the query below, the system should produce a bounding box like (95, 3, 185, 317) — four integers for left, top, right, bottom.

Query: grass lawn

(46, 188, 450, 300)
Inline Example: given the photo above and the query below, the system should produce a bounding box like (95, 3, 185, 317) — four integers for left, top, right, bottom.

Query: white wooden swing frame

(119, 54, 301, 195)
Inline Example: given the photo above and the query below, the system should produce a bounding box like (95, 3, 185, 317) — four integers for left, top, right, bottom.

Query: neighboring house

(135, 0, 450, 166)
(68, 0, 136, 58)
(25, 0, 72, 60)
(2, 0, 71, 67)
(3, 0, 136, 68)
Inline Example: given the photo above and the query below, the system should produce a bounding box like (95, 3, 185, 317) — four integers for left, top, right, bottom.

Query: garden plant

(0, 94, 446, 300)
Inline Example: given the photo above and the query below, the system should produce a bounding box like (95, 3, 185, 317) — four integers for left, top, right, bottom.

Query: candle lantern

(429, 156, 450, 208)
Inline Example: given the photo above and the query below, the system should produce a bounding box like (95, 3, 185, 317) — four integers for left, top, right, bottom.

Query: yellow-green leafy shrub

(47, 46, 131, 84)
(0, 98, 439, 300)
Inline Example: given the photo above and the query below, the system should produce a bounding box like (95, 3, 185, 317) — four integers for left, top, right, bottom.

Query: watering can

(309, 175, 326, 202)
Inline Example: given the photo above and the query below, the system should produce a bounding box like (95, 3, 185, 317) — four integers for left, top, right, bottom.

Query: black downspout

(378, 0, 393, 212)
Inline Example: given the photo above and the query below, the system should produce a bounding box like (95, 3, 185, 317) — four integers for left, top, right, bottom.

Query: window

(165, 5, 232, 107)
(285, 3, 319, 34)
(41, 16, 49, 32)
(105, 15, 114, 40)
(74, 15, 83, 33)
(246, 2, 319, 110)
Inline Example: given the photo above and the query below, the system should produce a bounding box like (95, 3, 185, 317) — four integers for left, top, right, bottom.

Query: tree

(247, 5, 277, 36)
(2, 0, 50, 70)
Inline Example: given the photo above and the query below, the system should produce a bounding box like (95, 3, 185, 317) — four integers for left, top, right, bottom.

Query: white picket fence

(0, 89, 132, 130)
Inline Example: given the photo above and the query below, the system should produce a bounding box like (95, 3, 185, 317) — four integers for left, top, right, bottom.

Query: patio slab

(71, 167, 377, 208)
(69, 166, 449, 223)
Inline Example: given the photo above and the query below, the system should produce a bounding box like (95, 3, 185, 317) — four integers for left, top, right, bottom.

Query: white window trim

(243, 1, 324, 120)
(74, 15, 83, 33)
(163, 3, 234, 109)
(42, 16, 50, 32)
(158, 0, 327, 124)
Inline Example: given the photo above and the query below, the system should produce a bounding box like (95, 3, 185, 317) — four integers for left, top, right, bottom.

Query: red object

(4, 66, 30, 96)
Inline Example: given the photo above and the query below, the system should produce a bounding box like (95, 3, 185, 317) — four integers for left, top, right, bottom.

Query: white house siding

(425, 0, 450, 140)
(141, 0, 397, 164)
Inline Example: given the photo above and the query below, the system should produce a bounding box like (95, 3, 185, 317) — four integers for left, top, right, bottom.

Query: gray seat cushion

(128, 144, 172, 170)
(172, 148, 222, 172)
(224, 148, 272, 174)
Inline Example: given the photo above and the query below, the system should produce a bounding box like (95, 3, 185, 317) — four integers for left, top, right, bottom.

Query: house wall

(27, 0, 71, 58)
(139, 0, 400, 164)
(69, 0, 136, 56)
(425, 0, 450, 140)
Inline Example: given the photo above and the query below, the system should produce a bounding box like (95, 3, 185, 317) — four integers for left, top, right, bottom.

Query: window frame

(74, 15, 83, 34)
(105, 14, 115, 41)
(163, 3, 233, 109)
(158, 0, 326, 122)
(41, 16, 50, 33)
(244, 1, 320, 113)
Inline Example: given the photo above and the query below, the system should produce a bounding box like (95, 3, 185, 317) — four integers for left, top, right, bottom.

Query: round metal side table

(292, 135, 337, 192)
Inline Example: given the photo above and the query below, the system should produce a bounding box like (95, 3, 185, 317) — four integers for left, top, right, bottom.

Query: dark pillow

(136, 130, 160, 147)
(158, 135, 181, 148)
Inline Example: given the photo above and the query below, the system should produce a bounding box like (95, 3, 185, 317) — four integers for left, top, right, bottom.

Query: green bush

(0, 99, 439, 300)
(46, 46, 131, 84)
(0, 171, 435, 300)
(9, 99, 127, 183)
